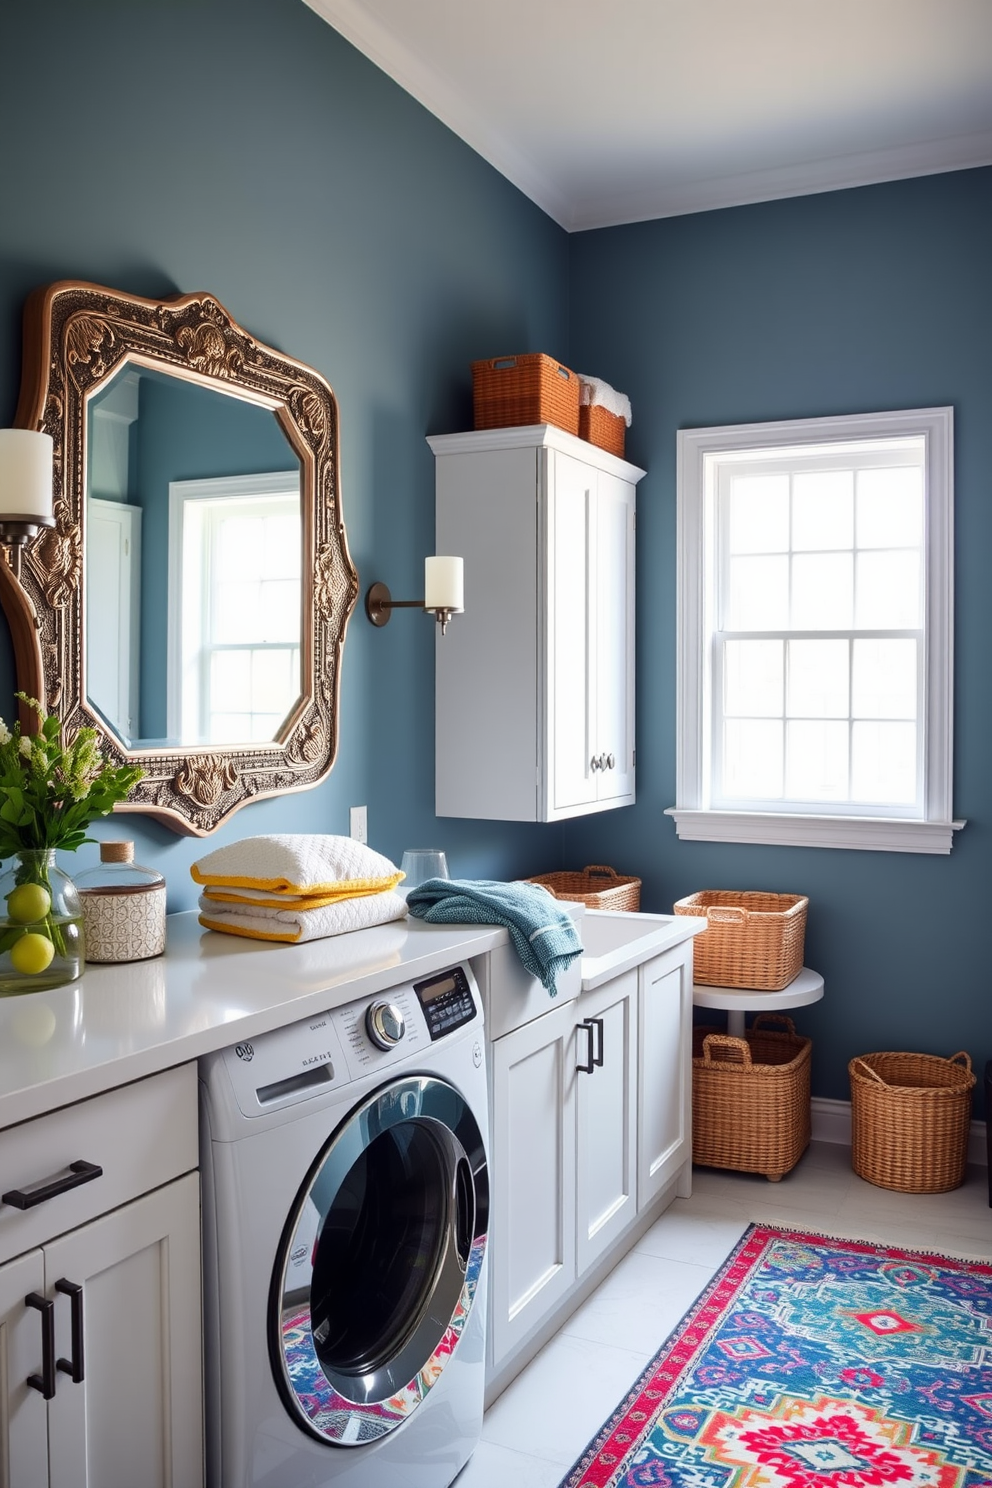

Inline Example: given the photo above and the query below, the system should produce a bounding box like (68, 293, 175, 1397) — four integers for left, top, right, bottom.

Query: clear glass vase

(0, 849, 85, 996)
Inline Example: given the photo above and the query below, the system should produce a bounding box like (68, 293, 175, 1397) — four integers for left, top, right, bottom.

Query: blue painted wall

(565, 169, 992, 1099)
(0, 0, 569, 897)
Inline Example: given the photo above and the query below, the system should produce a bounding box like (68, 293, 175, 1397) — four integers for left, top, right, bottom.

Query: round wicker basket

(849, 1050, 975, 1193)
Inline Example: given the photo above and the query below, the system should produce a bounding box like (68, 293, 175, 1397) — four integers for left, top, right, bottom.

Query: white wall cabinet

(0, 1065, 203, 1488)
(487, 940, 692, 1388)
(430, 425, 645, 822)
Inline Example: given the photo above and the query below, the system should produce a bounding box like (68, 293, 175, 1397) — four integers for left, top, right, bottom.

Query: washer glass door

(270, 1074, 488, 1445)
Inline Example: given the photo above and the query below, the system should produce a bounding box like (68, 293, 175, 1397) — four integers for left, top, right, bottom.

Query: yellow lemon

(10, 933, 55, 976)
(6, 883, 52, 925)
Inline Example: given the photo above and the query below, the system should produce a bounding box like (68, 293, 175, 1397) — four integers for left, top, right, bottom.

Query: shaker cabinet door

(46, 1172, 203, 1488)
(0, 1248, 48, 1488)
(488, 1001, 577, 1373)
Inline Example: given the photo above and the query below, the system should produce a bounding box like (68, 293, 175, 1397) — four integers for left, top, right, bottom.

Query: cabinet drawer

(0, 1063, 197, 1264)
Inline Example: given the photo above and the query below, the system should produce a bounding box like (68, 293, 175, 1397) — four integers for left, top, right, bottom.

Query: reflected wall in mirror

(6, 281, 358, 836)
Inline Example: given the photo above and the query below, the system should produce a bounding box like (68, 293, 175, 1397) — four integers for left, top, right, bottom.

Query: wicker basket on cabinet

(849, 1050, 975, 1193)
(674, 890, 808, 989)
(692, 1014, 811, 1181)
(471, 354, 580, 436)
(528, 864, 641, 912)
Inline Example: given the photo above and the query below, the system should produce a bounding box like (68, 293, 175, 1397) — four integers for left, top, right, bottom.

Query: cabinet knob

(607, 753, 615, 770)
(590, 755, 600, 772)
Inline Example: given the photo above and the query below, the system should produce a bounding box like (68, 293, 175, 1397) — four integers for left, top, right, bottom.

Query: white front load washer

(199, 961, 489, 1488)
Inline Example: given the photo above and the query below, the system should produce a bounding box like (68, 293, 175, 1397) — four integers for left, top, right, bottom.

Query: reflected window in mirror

(168, 473, 302, 745)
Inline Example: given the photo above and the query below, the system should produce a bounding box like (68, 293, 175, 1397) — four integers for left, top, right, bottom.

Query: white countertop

(0, 912, 507, 1130)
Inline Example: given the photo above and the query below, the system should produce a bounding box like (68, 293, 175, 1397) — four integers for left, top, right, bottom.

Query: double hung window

(669, 408, 960, 853)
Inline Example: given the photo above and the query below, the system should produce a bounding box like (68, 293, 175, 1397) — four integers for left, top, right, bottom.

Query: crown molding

(569, 129, 992, 231)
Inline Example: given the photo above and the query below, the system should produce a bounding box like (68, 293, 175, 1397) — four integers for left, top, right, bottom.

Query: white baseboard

(812, 1096, 988, 1168)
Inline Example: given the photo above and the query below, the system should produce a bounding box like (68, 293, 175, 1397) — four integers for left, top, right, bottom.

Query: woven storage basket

(579, 403, 626, 459)
(849, 1050, 975, 1193)
(528, 864, 641, 912)
(692, 1014, 811, 1181)
(472, 354, 580, 436)
(674, 890, 808, 990)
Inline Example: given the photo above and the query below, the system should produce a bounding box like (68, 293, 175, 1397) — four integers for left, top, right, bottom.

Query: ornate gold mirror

(4, 281, 358, 835)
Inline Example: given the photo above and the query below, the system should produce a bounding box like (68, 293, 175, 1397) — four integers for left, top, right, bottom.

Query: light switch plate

(349, 806, 367, 843)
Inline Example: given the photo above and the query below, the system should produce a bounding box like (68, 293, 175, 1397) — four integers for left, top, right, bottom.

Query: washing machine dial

(365, 1000, 405, 1049)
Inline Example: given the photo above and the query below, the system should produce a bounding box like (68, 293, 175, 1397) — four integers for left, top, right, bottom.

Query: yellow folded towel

(198, 890, 408, 944)
(191, 833, 403, 901)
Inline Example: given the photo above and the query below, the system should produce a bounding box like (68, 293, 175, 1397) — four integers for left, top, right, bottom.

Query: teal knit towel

(406, 878, 583, 995)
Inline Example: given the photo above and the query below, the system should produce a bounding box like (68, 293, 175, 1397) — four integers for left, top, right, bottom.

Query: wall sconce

(366, 556, 464, 636)
(0, 430, 55, 580)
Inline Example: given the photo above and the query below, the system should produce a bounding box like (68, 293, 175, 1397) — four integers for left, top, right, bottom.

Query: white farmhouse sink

(579, 909, 707, 991)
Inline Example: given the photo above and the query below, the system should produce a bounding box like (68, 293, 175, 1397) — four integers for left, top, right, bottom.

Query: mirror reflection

(85, 362, 302, 750)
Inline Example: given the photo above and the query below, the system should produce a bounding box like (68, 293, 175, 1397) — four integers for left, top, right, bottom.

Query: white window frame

(667, 407, 964, 854)
(166, 470, 301, 745)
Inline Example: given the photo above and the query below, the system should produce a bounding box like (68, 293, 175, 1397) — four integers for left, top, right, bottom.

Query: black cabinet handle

(25, 1292, 56, 1399)
(2, 1160, 103, 1211)
(576, 1017, 605, 1073)
(56, 1279, 84, 1383)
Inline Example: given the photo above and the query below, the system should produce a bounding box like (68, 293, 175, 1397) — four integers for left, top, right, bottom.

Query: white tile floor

(456, 1143, 992, 1487)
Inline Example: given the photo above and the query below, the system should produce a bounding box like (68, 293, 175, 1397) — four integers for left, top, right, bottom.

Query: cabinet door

(46, 1172, 203, 1488)
(638, 948, 694, 1210)
(548, 450, 598, 813)
(488, 1001, 577, 1374)
(0, 1249, 48, 1488)
(575, 972, 637, 1275)
(592, 470, 635, 806)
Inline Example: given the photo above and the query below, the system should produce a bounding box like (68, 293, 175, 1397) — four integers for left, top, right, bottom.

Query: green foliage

(0, 695, 144, 859)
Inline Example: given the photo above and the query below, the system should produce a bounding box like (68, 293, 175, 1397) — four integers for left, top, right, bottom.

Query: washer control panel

(413, 965, 478, 1041)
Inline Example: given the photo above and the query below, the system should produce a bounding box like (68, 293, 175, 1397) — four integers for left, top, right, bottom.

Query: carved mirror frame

(4, 280, 358, 836)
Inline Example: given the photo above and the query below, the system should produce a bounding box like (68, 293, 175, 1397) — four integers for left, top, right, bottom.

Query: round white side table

(692, 966, 824, 1038)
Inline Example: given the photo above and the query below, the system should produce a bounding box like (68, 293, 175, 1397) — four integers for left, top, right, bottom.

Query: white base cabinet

(431, 425, 645, 822)
(0, 1065, 203, 1488)
(487, 938, 694, 1388)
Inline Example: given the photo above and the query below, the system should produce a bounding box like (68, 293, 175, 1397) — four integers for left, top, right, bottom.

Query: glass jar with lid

(75, 842, 166, 963)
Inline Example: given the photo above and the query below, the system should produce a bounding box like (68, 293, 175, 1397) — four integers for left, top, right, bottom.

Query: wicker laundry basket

(528, 865, 641, 912)
(692, 1014, 812, 1181)
(674, 890, 808, 989)
(471, 354, 580, 436)
(579, 403, 626, 459)
(849, 1050, 975, 1193)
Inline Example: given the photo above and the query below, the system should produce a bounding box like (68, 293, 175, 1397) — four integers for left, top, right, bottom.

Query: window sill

(664, 808, 966, 855)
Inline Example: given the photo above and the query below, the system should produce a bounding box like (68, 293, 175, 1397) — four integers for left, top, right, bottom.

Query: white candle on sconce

(0, 430, 54, 520)
(424, 555, 464, 614)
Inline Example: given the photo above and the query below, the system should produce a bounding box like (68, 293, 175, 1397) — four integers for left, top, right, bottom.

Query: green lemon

(10, 933, 55, 976)
(6, 883, 52, 925)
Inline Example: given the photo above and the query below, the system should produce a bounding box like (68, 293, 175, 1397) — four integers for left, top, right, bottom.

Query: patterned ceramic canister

(76, 842, 167, 963)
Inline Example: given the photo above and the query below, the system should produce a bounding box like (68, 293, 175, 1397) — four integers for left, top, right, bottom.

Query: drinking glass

(400, 850, 449, 889)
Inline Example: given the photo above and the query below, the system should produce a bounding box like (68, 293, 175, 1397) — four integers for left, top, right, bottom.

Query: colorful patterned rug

(559, 1224, 992, 1488)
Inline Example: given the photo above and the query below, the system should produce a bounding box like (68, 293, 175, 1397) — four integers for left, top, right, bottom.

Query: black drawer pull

(56, 1279, 84, 1383)
(25, 1292, 56, 1399)
(2, 1160, 103, 1211)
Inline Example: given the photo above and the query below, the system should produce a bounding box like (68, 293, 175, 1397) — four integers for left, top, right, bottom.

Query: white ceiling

(304, 0, 992, 231)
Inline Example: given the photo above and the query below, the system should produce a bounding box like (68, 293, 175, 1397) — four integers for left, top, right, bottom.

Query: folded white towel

(198, 890, 408, 944)
(576, 374, 632, 427)
(191, 834, 402, 899)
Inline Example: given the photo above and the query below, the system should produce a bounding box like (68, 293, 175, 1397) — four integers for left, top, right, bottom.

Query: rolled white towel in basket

(576, 374, 632, 427)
